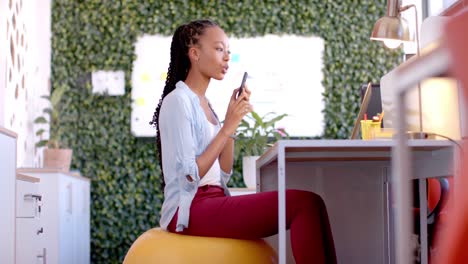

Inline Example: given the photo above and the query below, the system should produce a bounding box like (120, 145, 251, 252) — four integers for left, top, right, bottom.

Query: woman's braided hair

(150, 19, 219, 188)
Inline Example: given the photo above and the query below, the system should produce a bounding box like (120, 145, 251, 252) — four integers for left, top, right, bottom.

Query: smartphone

(237, 72, 248, 99)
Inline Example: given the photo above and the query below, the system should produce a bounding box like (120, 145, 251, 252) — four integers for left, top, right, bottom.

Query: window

(427, 0, 459, 15)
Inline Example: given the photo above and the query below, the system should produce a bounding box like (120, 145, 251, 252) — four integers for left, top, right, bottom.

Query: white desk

(256, 139, 455, 264)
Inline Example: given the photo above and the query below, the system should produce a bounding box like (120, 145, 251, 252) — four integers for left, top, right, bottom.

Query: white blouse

(198, 121, 221, 187)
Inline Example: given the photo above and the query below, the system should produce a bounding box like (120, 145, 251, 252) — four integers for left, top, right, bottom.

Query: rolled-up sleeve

(160, 95, 200, 190)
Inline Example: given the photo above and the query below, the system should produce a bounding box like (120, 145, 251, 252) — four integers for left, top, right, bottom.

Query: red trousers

(168, 185, 337, 264)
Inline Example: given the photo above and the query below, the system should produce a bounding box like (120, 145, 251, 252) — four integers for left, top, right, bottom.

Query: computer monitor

(380, 71, 463, 140)
(360, 83, 383, 125)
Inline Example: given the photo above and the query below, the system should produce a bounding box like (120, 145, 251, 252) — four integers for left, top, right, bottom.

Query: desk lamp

(370, 0, 414, 49)
(371, 0, 431, 139)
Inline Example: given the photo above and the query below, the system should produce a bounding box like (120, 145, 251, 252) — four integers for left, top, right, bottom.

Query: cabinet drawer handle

(37, 227, 44, 235)
(24, 194, 42, 216)
(37, 248, 47, 264)
(24, 194, 42, 201)
(67, 183, 73, 214)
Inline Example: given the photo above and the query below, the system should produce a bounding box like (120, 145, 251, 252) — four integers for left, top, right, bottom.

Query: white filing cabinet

(15, 176, 44, 264)
(0, 127, 17, 264)
(17, 169, 90, 264)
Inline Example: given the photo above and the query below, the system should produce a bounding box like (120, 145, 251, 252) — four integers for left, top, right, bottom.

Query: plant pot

(43, 148, 73, 172)
(242, 156, 260, 189)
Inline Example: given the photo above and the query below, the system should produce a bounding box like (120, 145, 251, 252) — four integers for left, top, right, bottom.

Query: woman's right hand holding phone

(221, 85, 252, 137)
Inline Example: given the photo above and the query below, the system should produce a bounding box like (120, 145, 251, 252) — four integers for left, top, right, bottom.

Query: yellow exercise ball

(123, 228, 278, 264)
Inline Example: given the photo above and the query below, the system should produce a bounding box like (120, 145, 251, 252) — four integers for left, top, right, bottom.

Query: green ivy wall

(51, 0, 401, 263)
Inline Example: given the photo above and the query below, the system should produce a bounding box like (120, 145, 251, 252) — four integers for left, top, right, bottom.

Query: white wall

(0, 0, 7, 127)
(0, 0, 51, 167)
(401, 0, 424, 55)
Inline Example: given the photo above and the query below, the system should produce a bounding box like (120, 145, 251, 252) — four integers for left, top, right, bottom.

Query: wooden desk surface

(0, 127, 17, 138)
(17, 168, 90, 182)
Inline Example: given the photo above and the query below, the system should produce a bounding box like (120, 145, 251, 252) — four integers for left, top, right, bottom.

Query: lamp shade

(370, 16, 413, 44)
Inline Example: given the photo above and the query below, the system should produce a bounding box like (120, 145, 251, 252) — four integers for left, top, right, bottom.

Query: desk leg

(394, 92, 413, 264)
(278, 146, 286, 264)
(419, 179, 428, 264)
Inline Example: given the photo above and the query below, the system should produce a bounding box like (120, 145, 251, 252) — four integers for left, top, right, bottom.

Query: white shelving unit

(15, 175, 43, 264)
(17, 168, 91, 264)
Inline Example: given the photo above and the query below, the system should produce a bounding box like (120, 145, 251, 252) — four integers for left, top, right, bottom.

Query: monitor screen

(360, 83, 383, 125)
(380, 70, 462, 140)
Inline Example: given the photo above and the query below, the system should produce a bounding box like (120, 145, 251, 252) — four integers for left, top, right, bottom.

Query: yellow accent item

(360, 120, 381, 140)
(123, 228, 278, 264)
(135, 98, 145, 106)
(160, 72, 167, 81)
(141, 72, 151, 83)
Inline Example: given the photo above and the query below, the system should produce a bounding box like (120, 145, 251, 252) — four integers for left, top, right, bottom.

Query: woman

(150, 19, 336, 264)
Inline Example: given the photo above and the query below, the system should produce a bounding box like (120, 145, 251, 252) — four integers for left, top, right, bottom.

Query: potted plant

(235, 111, 289, 188)
(34, 84, 73, 172)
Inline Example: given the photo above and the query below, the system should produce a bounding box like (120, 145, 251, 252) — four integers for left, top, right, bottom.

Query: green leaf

(43, 108, 53, 115)
(35, 128, 46, 136)
(34, 116, 48, 124)
(35, 140, 48, 148)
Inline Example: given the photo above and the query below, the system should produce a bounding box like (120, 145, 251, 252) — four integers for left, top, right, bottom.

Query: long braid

(150, 19, 219, 189)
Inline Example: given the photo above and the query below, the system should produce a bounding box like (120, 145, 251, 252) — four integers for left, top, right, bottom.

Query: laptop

(350, 83, 382, 139)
